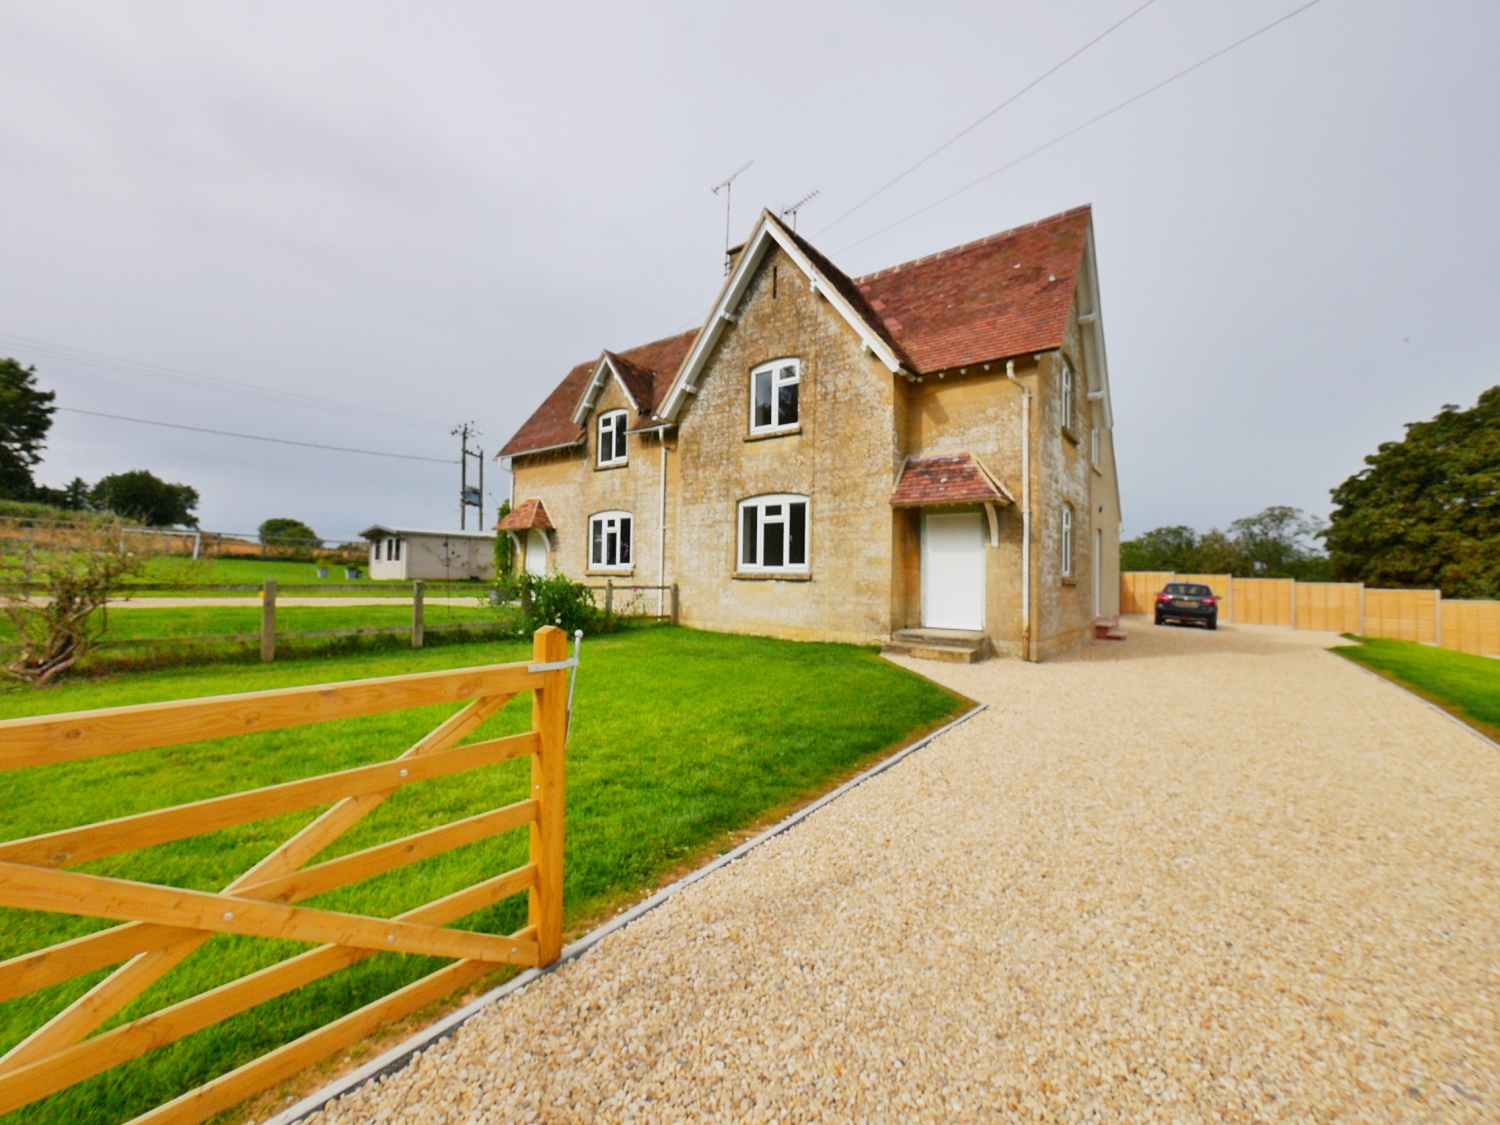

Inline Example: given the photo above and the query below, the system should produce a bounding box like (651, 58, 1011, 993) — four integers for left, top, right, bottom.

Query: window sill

(1062, 426, 1080, 446)
(1091, 463, 1104, 477)
(1061, 577, 1078, 587)
(744, 426, 801, 443)
(585, 568, 635, 578)
(733, 570, 812, 582)
(594, 461, 628, 472)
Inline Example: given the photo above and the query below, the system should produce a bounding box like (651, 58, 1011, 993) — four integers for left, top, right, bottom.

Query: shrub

(522, 571, 617, 636)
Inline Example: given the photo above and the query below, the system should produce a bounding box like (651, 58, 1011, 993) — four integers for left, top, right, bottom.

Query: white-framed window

(1061, 506, 1074, 578)
(1090, 427, 1100, 465)
(589, 511, 632, 569)
(1060, 359, 1075, 431)
(738, 494, 809, 572)
(375, 537, 401, 562)
(750, 358, 800, 434)
(598, 410, 628, 466)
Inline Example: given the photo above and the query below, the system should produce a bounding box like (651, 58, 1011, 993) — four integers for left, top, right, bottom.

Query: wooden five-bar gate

(0, 626, 575, 1124)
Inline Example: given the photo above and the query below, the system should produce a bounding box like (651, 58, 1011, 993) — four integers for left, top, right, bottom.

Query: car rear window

(1165, 583, 1212, 596)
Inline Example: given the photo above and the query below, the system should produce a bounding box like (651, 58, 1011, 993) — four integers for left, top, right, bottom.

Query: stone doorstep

(882, 629, 993, 664)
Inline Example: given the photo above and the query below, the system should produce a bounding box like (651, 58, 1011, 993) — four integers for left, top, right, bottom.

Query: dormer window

(750, 359, 800, 434)
(598, 410, 628, 466)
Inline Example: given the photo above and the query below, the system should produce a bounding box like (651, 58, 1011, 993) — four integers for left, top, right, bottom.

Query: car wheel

(1207, 615, 1218, 631)
(1155, 614, 1164, 626)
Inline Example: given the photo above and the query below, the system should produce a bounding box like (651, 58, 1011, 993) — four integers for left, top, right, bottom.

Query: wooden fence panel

(1294, 582, 1363, 633)
(1440, 599, 1500, 656)
(1229, 578, 1294, 626)
(1364, 588, 1439, 643)
(1120, 572, 1173, 614)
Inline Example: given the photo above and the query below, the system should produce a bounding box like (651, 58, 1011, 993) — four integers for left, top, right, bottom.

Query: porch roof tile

(890, 453, 1014, 507)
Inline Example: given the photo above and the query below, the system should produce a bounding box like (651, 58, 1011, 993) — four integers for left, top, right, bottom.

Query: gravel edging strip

(258, 697, 987, 1125)
(1337, 651, 1500, 754)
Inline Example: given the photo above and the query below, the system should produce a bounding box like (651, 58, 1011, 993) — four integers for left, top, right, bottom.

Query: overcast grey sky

(1, 1, 1495, 541)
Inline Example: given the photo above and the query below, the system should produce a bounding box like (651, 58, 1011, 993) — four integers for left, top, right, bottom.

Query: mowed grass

(82, 602, 504, 640)
(0, 627, 966, 1125)
(1335, 636, 1500, 741)
(124, 557, 491, 593)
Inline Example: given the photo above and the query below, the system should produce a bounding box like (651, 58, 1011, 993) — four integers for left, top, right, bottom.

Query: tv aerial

(711, 161, 753, 273)
(779, 189, 821, 231)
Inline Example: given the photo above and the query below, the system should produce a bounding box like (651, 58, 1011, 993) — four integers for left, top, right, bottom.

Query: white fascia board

(570, 354, 640, 426)
(660, 213, 904, 421)
(1079, 225, 1114, 430)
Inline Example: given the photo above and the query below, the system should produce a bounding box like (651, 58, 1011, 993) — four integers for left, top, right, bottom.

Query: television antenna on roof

(779, 189, 821, 231)
(711, 161, 753, 273)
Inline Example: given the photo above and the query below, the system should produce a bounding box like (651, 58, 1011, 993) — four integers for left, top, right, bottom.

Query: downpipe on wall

(1005, 360, 1034, 662)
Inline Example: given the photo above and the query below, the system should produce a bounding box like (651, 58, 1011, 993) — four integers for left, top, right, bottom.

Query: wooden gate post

(412, 581, 425, 648)
(260, 580, 276, 663)
(528, 625, 568, 965)
(604, 579, 613, 616)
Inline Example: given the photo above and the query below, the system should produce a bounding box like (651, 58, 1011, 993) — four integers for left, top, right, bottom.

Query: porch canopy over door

(890, 452, 1013, 632)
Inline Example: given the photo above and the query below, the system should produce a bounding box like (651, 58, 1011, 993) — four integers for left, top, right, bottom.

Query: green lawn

(1335, 636, 1500, 741)
(0, 627, 967, 1125)
(96, 602, 503, 640)
(123, 557, 491, 593)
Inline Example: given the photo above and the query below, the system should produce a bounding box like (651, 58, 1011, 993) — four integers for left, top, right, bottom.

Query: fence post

(1434, 590, 1443, 649)
(529, 625, 568, 967)
(604, 579, 613, 617)
(670, 583, 680, 625)
(1226, 575, 1234, 624)
(260, 580, 276, 663)
(1289, 579, 1297, 630)
(412, 581, 425, 648)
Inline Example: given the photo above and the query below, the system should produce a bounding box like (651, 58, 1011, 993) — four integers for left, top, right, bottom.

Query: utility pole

(453, 422, 484, 530)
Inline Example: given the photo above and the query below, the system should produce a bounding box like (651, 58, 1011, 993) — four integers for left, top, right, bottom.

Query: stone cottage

(496, 204, 1120, 660)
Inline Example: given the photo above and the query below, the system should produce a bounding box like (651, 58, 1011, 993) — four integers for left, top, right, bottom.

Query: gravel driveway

(300, 620, 1500, 1123)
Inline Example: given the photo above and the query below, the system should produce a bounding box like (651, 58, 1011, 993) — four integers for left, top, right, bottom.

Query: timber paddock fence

(1121, 572, 1500, 656)
(0, 627, 575, 1125)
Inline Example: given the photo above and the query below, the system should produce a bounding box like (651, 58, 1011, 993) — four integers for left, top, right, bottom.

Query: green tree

(258, 517, 320, 546)
(91, 470, 199, 527)
(0, 358, 57, 500)
(1325, 388, 1500, 598)
(1229, 505, 1330, 579)
(493, 501, 513, 574)
(1120, 525, 1200, 571)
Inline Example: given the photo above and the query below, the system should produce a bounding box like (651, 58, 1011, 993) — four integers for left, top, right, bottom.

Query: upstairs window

(1091, 427, 1100, 465)
(739, 494, 809, 573)
(598, 410, 628, 466)
(1060, 359, 1075, 432)
(1061, 505, 1074, 578)
(750, 359, 800, 434)
(590, 511, 632, 569)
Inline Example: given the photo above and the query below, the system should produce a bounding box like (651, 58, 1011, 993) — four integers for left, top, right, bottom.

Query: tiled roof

(777, 218, 912, 369)
(499, 331, 697, 457)
(499, 206, 1092, 456)
(855, 205, 1091, 373)
(889, 453, 1014, 507)
(495, 498, 554, 531)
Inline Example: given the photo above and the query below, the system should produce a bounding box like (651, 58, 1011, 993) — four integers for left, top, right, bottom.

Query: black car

(1154, 582, 1219, 629)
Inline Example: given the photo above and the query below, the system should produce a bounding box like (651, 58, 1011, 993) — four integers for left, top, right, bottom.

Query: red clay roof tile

(855, 205, 1091, 373)
(499, 331, 696, 457)
(890, 453, 1013, 507)
(495, 498, 554, 531)
(500, 206, 1091, 456)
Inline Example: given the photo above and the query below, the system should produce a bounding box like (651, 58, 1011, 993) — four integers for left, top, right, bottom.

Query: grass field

(1335, 636, 1500, 741)
(123, 557, 493, 592)
(0, 627, 967, 1125)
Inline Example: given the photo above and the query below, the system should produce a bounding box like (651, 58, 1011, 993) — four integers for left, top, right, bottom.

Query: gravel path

(299, 620, 1500, 1123)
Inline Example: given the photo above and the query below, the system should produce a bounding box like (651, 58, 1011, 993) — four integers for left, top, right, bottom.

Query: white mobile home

(360, 525, 496, 581)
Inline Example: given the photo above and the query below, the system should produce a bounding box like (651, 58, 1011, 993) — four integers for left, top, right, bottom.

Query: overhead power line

(835, 0, 1328, 256)
(57, 407, 457, 464)
(812, 0, 1162, 239)
(0, 331, 444, 432)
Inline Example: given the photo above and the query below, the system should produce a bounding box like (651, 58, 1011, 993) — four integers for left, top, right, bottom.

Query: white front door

(921, 512, 985, 630)
(525, 529, 549, 575)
